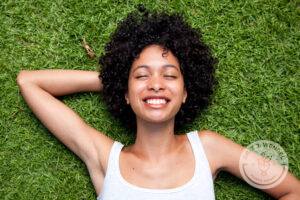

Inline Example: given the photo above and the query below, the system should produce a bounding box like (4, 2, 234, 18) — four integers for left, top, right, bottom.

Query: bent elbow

(16, 70, 31, 87)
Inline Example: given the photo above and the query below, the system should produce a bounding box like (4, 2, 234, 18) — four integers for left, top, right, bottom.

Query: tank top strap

(105, 141, 124, 178)
(186, 130, 213, 178)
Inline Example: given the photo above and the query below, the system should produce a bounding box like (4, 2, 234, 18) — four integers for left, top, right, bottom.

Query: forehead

(131, 45, 180, 72)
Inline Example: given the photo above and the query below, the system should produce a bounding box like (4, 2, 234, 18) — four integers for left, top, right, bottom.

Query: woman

(17, 7, 299, 200)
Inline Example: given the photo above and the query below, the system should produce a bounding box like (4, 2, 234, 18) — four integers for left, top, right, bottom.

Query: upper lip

(143, 96, 170, 102)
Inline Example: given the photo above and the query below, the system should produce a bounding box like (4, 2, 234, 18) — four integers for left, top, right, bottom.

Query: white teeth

(146, 99, 167, 105)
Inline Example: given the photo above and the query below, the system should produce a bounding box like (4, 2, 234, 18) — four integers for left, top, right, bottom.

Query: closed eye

(164, 75, 177, 78)
(136, 75, 148, 79)
(135, 75, 177, 79)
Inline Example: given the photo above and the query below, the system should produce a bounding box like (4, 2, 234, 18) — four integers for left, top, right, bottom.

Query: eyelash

(165, 75, 177, 78)
(136, 75, 177, 79)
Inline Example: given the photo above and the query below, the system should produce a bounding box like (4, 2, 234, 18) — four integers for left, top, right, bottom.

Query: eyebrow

(132, 64, 179, 73)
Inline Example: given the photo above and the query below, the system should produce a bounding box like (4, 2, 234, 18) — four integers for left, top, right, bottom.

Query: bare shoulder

(196, 130, 245, 177)
(197, 129, 232, 154)
(197, 129, 223, 143)
(196, 130, 226, 177)
(83, 127, 115, 195)
(85, 127, 115, 173)
(94, 131, 114, 172)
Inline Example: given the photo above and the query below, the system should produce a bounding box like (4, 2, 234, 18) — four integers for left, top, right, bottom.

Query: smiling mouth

(142, 98, 171, 108)
(145, 99, 167, 104)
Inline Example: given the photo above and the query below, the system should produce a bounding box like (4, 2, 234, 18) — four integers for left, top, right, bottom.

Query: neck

(131, 117, 179, 162)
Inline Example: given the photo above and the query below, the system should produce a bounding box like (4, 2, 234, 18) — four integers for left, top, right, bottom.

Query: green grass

(1, 0, 299, 199)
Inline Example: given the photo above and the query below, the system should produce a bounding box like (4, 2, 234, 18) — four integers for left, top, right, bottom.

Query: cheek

(128, 81, 145, 99)
(169, 82, 185, 94)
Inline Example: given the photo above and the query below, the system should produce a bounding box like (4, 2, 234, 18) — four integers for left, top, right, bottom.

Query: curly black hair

(99, 6, 217, 135)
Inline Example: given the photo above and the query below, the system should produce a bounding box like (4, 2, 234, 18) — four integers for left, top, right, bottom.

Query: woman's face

(125, 45, 187, 124)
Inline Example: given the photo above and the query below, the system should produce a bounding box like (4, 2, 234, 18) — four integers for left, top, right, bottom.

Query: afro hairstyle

(99, 6, 217, 135)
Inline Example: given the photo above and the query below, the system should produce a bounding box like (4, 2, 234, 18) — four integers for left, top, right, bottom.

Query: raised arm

(16, 69, 114, 194)
(17, 69, 103, 96)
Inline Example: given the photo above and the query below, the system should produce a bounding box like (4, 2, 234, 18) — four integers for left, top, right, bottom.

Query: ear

(125, 92, 129, 104)
(183, 88, 187, 103)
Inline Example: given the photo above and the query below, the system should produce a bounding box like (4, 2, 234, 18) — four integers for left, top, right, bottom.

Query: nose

(147, 75, 165, 92)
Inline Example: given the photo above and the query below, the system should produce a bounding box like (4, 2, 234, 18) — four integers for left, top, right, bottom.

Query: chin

(138, 114, 176, 124)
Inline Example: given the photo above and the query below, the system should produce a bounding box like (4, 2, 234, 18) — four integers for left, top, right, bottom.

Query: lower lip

(143, 101, 169, 108)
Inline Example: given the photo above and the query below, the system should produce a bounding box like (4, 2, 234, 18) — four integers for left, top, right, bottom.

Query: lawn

(0, 0, 299, 199)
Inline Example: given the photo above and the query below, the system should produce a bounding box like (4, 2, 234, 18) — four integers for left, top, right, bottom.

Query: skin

(17, 45, 300, 199)
(124, 45, 187, 163)
(120, 45, 192, 188)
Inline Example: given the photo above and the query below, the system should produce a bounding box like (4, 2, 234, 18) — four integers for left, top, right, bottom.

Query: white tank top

(97, 130, 215, 200)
